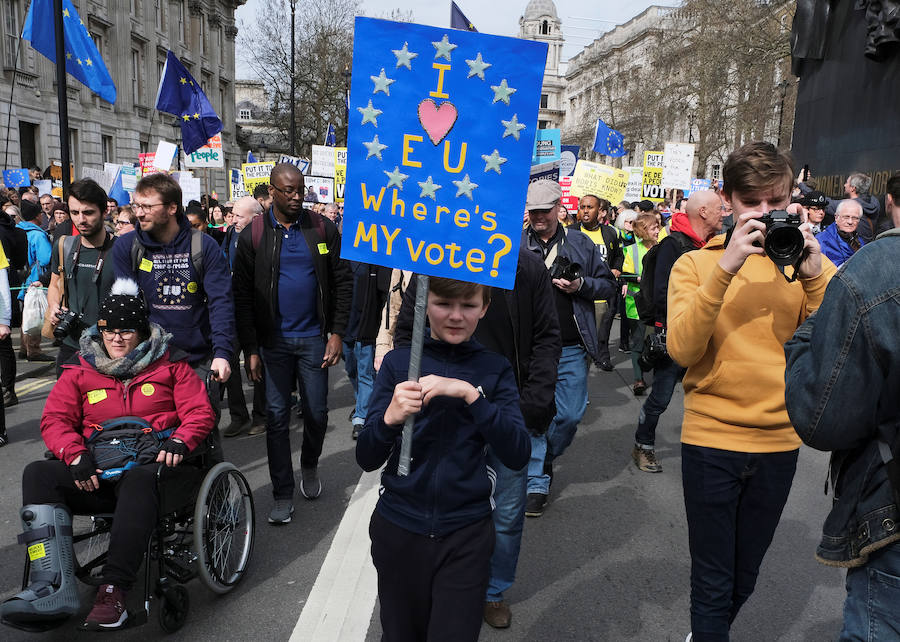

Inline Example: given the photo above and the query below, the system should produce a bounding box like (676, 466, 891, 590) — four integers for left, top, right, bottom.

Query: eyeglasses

(131, 202, 165, 213)
(114, 219, 131, 227)
(836, 215, 860, 222)
(270, 185, 301, 198)
(101, 329, 136, 340)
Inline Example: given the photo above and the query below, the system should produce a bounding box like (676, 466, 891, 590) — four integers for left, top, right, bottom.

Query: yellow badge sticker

(86, 389, 108, 404)
(28, 543, 46, 561)
(141, 384, 155, 397)
(139, 258, 154, 272)
(317, 242, 329, 255)
(186, 281, 198, 294)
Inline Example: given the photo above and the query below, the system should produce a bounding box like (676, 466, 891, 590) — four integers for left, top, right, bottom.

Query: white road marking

(289, 470, 381, 642)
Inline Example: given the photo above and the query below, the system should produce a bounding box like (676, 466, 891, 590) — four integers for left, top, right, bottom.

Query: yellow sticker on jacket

(86, 389, 107, 404)
(28, 543, 46, 561)
(141, 384, 155, 397)
(186, 281, 198, 293)
(139, 258, 154, 272)
(317, 242, 329, 255)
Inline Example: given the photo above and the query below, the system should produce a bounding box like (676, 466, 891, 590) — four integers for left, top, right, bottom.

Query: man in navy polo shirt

(232, 164, 352, 525)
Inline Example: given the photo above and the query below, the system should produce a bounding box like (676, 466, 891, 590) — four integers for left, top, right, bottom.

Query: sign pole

(53, 0, 71, 199)
(397, 274, 429, 477)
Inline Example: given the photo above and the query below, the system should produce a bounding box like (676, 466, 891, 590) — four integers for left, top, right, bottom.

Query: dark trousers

(635, 356, 685, 446)
(0, 333, 15, 390)
(259, 335, 328, 499)
(681, 444, 798, 641)
(370, 511, 494, 642)
(224, 353, 266, 423)
(22, 460, 160, 591)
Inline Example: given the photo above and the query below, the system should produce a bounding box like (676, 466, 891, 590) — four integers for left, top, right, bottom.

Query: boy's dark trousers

(370, 511, 494, 642)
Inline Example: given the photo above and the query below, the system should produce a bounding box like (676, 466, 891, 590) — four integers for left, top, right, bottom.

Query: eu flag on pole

(155, 51, 223, 155)
(21, 0, 117, 104)
(324, 124, 337, 147)
(592, 119, 626, 157)
(247, 151, 257, 163)
(451, 2, 478, 31)
(2, 169, 31, 188)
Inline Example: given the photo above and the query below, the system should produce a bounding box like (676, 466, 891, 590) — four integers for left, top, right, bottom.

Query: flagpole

(2, 33, 22, 171)
(53, 0, 71, 199)
(289, 0, 296, 156)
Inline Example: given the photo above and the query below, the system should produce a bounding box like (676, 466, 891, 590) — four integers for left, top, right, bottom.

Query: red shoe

(83, 584, 128, 630)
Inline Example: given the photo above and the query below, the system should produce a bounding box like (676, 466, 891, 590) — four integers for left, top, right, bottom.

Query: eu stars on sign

(342, 18, 548, 289)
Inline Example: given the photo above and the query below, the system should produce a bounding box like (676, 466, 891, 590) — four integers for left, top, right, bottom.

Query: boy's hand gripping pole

(397, 274, 429, 477)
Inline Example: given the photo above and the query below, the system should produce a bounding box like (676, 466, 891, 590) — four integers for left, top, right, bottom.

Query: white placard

(278, 154, 311, 174)
(180, 177, 202, 207)
(311, 145, 335, 178)
(34, 179, 52, 196)
(153, 141, 178, 171)
(661, 142, 695, 190)
(623, 166, 644, 201)
(82, 167, 117, 193)
(302, 176, 334, 204)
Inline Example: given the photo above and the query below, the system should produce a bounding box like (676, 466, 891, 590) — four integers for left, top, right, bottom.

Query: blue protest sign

(342, 17, 547, 289)
(531, 129, 560, 166)
(691, 178, 711, 194)
(3, 169, 30, 188)
(560, 145, 580, 177)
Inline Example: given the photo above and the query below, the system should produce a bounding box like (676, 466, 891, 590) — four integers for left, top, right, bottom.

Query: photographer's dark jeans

(681, 444, 798, 641)
(634, 356, 685, 446)
(55, 342, 79, 379)
(0, 333, 16, 390)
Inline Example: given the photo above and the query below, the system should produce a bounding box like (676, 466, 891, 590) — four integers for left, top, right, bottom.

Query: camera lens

(765, 224, 805, 266)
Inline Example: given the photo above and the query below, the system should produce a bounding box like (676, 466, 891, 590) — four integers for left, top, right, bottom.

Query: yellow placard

(139, 258, 154, 272)
(87, 389, 108, 404)
(568, 160, 629, 204)
(317, 242, 329, 255)
(28, 543, 46, 561)
(241, 161, 277, 195)
(141, 384, 155, 397)
(641, 151, 665, 202)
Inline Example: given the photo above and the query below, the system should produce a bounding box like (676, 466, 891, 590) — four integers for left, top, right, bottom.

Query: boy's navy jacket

(357, 335, 530, 537)
(112, 215, 235, 364)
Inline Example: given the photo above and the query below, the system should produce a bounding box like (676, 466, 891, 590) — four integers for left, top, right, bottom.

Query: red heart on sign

(417, 99, 458, 146)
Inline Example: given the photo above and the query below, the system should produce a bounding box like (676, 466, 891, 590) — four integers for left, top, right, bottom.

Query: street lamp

(343, 64, 351, 145)
(171, 119, 182, 171)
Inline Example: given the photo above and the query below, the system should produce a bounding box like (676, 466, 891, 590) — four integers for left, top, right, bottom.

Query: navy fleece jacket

(112, 215, 235, 364)
(357, 335, 530, 537)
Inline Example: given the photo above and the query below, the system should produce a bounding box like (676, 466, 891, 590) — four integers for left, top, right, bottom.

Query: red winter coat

(41, 351, 215, 465)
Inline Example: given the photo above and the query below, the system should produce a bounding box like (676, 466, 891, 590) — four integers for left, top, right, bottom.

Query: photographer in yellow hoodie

(667, 142, 836, 642)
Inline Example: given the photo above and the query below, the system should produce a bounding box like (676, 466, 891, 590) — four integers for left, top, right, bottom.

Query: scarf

(838, 228, 861, 251)
(668, 211, 707, 248)
(79, 322, 172, 379)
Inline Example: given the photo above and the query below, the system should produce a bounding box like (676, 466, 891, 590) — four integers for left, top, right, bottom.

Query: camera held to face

(757, 210, 805, 266)
(549, 256, 583, 282)
(54, 309, 85, 340)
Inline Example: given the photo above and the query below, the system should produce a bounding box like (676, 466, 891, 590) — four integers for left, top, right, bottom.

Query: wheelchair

(8, 375, 256, 634)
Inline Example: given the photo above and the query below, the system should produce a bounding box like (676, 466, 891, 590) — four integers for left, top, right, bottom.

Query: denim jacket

(785, 229, 900, 567)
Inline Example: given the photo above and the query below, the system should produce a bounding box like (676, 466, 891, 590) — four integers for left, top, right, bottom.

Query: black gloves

(160, 438, 188, 457)
(69, 453, 98, 484)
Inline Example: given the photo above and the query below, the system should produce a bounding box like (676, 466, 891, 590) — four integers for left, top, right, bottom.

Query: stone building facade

(0, 0, 245, 197)
(518, 0, 566, 130)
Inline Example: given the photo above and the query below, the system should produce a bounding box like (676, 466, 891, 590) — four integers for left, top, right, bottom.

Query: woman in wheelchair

(1, 279, 215, 631)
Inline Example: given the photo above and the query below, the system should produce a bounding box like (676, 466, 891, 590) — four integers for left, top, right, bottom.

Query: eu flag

(155, 51, 223, 155)
(22, 0, 117, 104)
(592, 119, 626, 157)
(2, 169, 31, 188)
(451, 2, 477, 31)
(324, 124, 337, 146)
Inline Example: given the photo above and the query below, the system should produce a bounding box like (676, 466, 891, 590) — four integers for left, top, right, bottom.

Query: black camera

(758, 210, 805, 266)
(638, 329, 668, 372)
(54, 309, 85, 340)
(548, 256, 582, 282)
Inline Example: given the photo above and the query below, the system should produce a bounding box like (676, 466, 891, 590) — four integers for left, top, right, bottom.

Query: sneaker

(26, 352, 54, 362)
(268, 499, 294, 524)
(351, 423, 363, 440)
(0, 433, 7, 447)
(598, 359, 614, 372)
(300, 467, 322, 500)
(248, 419, 266, 436)
(83, 584, 128, 630)
(524, 493, 547, 518)
(3, 389, 17, 407)
(685, 634, 692, 642)
(223, 418, 250, 438)
(632, 444, 662, 473)
(632, 380, 647, 396)
(483, 600, 512, 629)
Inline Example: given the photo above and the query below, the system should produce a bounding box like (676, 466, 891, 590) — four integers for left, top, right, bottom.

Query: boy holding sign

(357, 276, 529, 641)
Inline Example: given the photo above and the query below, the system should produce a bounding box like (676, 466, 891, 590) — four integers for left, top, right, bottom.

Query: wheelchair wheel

(158, 584, 189, 633)
(72, 515, 112, 583)
(193, 462, 255, 594)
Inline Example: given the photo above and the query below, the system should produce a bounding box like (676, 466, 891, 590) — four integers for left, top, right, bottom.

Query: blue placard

(342, 17, 548, 289)
(531, 128, 560, 166)
(690, 178, 711, 195)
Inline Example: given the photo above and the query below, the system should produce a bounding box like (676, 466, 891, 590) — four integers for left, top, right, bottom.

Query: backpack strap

(190, 228, 204, 281)
(251, 213, 265, 251)
(129, 235, 145, 274)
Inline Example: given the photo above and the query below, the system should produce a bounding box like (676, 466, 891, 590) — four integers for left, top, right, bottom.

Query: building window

(131, 0, 140, 15)
(217, 25, 223, 51)
(219, 87, 226, 117)
(541, 20, 548, 35)
(69, 128, 80, 176)
(155, 0, 164, 31)
(3, 1, 20, 69)
(91, 32, 103, 59)
(140, 139, 149, 155)
(239, 108, 251, 121)
(177, 1, 186, 42)
(201, 72, 210, 95)
(18, 121, 37, 169)
(157, 58, 165, 86)
(712, 164, 721, 180)
(540, 94, 548, 109)
(538, 120, 549, 129)
(131, 48, 143, 105)
(200, 13, 207, 56)
(101, 135, 114, 165)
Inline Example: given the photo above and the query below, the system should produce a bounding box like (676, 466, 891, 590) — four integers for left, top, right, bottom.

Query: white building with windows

(0, 0, 245, 197)
(518, 0, 566, 130)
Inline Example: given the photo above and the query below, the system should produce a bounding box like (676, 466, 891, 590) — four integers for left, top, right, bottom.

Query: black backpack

(633, 231, 695, 326)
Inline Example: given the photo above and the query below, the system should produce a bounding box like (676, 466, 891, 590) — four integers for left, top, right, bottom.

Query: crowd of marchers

(0, 141, 899, 641)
